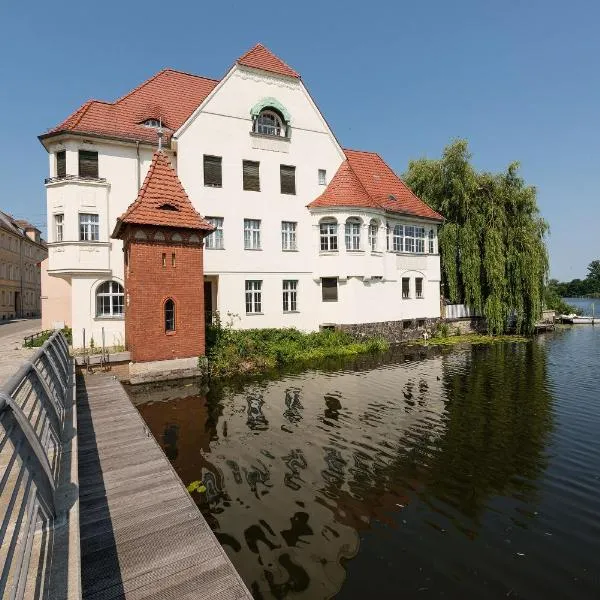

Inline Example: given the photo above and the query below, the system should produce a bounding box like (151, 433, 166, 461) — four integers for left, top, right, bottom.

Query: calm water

(564, 297, 598, 316)
(131, 327, 600, 599)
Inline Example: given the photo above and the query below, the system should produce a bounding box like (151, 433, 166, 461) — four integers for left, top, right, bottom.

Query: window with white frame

(79, 213, 99, 241)
(245, 280, 262, 314)
(393, 224, 403, 252)
(254, 109, 287, 137)
(96, 281, 124, 317)
(345, 218, 361, 251)
(318, 169, 327, 185)
(281, 221, 297, 251)
(402, 277, 410, 299)
(205, 217, 224, 249)
(55, 214, 64, 242)
(428, 229, 435, 254)
(244, 219, 261, 250)
(369, 221, 378, 251)
(282, 280, 298, 312)
(416, 277, 424, 298)
(416, 227, 426, 253)
(404, 225, 416, 253)
(320, 220, 338, 251)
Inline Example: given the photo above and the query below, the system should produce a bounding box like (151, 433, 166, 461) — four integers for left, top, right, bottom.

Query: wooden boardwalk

(77, 372, 253, 600)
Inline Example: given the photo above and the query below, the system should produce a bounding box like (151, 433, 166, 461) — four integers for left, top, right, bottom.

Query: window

(254, 109, 286, 137)
(244, 219, 261, 250)
(320, 220, 338, 252)
(416, 278, 424, 298)
(96, 281, 124, 317)
(283, 280, 298, 312)
(79, 213, 99, 241)
(243, 160, 260, 191)
(428, 229, 435, 254)
(165, 299, 175, 331)
(162, 253, 166, 268)
(143, 119, 161, 128)
(203, 155, 222, 187)
(78, 150, 98, 179)
(171, 253, 176, 267)
(54, 214, 64, 242)
(322, 277, 338, 302)
(402, 277, 410, 299)
(404, 226, 416, 253)
(281, 221, 297, 251)
(245, 280, 262, 314)
(416, 227, 426, 253)
(280, 165, 296, 195)
(345, 219, 361, 251)
(56, 151, 66, 178)
(318, 169, 327, 185)
(369, 221, 378, 251)
(393, 225, 403, 252)
(205, 217, 224, 249)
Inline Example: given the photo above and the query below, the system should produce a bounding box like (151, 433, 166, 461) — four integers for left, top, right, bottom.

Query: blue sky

(0, 0, 597, 280)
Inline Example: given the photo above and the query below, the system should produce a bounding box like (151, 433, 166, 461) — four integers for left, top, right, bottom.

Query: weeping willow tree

(404, 140, 549, 334)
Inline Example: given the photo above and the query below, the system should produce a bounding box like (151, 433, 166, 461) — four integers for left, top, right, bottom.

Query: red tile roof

(44, 69, 219, 144)
(309, 149, 443, 221)
(113, 151, 214, 237)
(237, 43, 300, 79)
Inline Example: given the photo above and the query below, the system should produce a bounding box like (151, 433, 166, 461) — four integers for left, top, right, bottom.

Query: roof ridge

(236, 42, 300, 79)
(113, 68, 171, 104)
(161, 68, 220, 82)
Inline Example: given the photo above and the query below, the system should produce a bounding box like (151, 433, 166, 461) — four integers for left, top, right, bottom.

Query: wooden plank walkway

(77, 372, 253, 600)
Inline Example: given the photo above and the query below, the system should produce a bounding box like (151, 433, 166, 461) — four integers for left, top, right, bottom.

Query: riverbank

(406, 333, 530, 347)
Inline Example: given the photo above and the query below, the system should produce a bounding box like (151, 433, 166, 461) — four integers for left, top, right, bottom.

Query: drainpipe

(136, 141, 141, 191)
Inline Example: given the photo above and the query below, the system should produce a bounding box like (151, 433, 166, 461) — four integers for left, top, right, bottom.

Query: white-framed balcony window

(244, 219, 261, 250)
(393, 224, 403, 252)
(416, 277, 424, 299)
(320, 220, 338, 252)
(96, 281, 124, 317)
(402, 277, 410, 299)
(416, 227, 426, 253)
(369, 221, 378, 251)
(404, 226, 416, 253)
(428, 229, 436, 254)
(54, 214, 64, 242)
(254, 109, 286, 137)
(318, 169, 327, 185)
(245, 280, 262, 314)
(205, 217, 224, 249)
(79, 213, 99, 242)
(345, 218, 361, 251)
(282, 280, 298, 312)
(281, 221, 297, 251)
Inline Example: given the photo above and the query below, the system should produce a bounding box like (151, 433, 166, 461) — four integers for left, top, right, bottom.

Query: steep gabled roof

(43, 69, 219, 144)
(112, 152, 213, 237)
(237, 43, 300, 79)
(309, 149, 443, 221)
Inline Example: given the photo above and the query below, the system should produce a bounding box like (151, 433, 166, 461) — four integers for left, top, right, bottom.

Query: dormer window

(254, 109, 287, 137)
(143, 119, 162, 128)
(158, 203, 178, 211)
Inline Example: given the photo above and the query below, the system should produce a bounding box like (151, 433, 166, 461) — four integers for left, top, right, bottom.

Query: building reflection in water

(135, 342, 553, 599)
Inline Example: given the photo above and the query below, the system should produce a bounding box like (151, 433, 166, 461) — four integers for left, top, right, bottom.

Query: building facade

(39, 44, 443, 349)
(0, 212, 46, 321)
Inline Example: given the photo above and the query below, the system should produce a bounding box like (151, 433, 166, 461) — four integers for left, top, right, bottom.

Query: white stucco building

(39, 44, 443, 348)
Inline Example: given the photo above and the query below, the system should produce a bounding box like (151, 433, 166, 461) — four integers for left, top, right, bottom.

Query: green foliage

(203, 314, 390, 379)
(409, 333, 529, 347)
(549, 260, 600, 298)
(187, 480, 207, 494)
(544, 281, 577, 314)
(23, 326, 73, 348)
(404, 140, 549, 334)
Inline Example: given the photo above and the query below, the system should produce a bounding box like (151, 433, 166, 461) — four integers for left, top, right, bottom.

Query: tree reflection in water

(135, 341, 553, 599)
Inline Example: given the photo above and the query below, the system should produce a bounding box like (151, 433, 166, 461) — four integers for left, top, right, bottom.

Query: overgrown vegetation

(408, 333, 530, 348)
(203, 313, 389, 379)
(23, 326, 72, 348)
(404, 140, 549, 334)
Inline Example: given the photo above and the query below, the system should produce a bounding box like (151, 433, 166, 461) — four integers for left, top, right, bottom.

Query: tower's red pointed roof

(309, 149, 443, 221)
(112, 151, 213, 237)
(237, 43, 300, 79)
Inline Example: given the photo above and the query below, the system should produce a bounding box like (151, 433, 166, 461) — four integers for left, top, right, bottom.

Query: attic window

(389, 194, 397, 201)
(158, 203, 178, 211)
(143, 119, 162, 128)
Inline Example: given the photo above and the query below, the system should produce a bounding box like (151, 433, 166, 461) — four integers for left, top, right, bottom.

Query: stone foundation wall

(336, 317, 486, 343)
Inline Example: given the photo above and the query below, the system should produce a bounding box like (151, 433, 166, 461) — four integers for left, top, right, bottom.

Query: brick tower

(112, 151, 214, 363)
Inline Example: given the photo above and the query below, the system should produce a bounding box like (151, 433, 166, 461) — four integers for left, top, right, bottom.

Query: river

(129, 326, 600, 599)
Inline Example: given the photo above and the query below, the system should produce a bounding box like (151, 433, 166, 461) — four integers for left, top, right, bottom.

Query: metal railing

(44, 174, 107, 185)
(0, 331, 80, 599)
(23, 330, 52, 349)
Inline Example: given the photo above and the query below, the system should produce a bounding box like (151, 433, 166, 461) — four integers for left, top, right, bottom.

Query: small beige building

(0, 211, 47, 321)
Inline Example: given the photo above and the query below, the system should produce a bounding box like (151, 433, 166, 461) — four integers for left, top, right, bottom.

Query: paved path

(0, 318, 42, 385)
(77, 372, 253, 600)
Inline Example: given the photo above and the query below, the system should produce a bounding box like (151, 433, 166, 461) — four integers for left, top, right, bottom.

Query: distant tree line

(549, 260, 600, 298)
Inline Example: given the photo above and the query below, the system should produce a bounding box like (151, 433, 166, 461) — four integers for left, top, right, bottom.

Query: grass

(204, 325, 389, 379)
(23, 326, 72, 348)
(406, 333, 530, 347)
